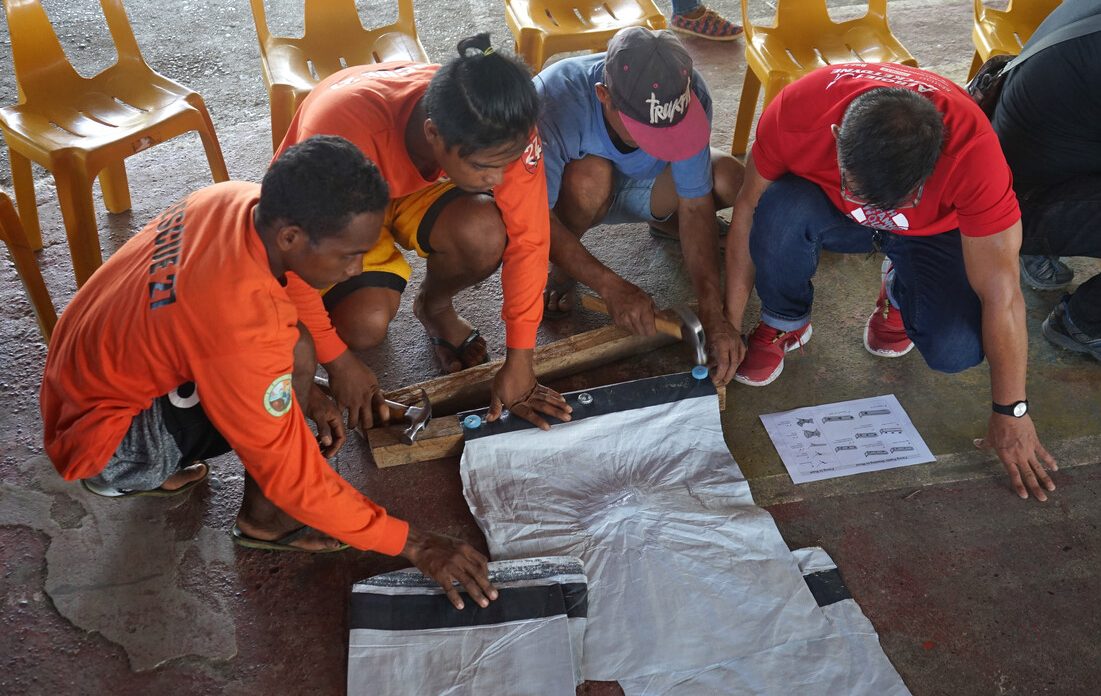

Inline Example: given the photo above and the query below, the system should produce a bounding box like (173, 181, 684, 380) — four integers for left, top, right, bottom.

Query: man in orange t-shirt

(41, 137, 497, 610)
(276, 35, 571, 433)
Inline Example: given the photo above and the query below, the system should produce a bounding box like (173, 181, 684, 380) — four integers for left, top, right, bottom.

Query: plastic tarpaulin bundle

(460, 373, 909, 694)
(348, 557, 587, 695)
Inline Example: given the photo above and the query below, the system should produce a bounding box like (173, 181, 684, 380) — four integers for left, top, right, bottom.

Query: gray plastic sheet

(460, 379, 908, 693)
(619, 548, 909, 695)
(347, 557, 587, 696)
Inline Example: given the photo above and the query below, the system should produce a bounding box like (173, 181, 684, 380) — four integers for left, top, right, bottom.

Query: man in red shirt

(41, 137, 496, 610)
(724, 64, 1057, 502)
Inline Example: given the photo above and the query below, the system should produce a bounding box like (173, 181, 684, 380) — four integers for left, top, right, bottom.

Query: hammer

(313, 377, 432, 445)
(579, 294, 707, 366)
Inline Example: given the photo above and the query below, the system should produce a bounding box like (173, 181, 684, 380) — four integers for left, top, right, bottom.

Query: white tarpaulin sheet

(459, 374, 909, 693)
(348, 557, 587, 696)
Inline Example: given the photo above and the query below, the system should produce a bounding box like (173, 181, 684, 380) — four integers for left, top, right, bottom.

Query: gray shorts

(84, 384, 230, 494)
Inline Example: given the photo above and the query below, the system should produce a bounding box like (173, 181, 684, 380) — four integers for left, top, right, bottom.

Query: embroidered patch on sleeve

(264, 374, 294, 417)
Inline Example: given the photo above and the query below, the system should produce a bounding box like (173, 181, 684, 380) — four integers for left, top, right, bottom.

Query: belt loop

(867, 230, 884, 259)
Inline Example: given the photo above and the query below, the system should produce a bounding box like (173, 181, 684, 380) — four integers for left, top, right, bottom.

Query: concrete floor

(0, 0, 1099, 694)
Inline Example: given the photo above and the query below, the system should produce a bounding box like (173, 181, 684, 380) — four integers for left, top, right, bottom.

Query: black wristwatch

(992, 400, 1029, 418)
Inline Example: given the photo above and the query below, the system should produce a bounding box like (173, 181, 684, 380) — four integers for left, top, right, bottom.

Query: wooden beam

(371, 416, 464, 468)
(384, 323, 678, 416)
(369, 317, 727, 468)
(371, 383, 727, 468)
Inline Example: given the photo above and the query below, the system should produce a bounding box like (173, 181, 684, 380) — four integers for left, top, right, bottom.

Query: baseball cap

(603, 27, 710, 162)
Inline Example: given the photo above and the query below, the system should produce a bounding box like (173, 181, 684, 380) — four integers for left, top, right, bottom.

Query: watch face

(1013, 402, 1028, 418)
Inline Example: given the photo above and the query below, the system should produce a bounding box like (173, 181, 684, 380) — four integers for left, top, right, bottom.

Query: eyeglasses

(839, 165, 924, 210)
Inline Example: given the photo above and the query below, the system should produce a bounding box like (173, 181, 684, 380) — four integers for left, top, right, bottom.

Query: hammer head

(672, 305, 707, 366)
(400, 389, 432, 445)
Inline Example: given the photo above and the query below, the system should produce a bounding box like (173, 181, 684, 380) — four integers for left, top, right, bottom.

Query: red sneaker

(864, 269, 914, 357)
(735, 321, 813, 386)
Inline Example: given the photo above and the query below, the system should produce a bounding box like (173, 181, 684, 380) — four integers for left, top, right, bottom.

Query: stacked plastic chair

(0, 0, 228, 286)
(0, 190, 57, 342)
(249, 0, 429, 151)
(503, 0, 667, 71)
(731, 0, 917, 157)
(968, 0, 1062, 79)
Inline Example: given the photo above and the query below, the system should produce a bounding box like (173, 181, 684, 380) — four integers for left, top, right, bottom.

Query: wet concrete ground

(1, 0, 1099, 694)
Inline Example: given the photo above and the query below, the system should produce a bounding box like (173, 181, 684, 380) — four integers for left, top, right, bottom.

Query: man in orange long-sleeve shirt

(276, 35, 572, 433)
(41, 137, 496, 610)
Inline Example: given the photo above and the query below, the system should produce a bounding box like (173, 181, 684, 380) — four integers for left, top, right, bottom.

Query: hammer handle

(580, 294, 683, 339)
(315, 376, 412, 422)
(383, 399, 410, 421)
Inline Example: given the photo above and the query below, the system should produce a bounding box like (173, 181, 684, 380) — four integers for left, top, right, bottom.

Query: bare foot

(160, 461, 209, 491)
(413, 291, 487, 373)
(543, 266, 577, 317)
(234, 515, 345, 552)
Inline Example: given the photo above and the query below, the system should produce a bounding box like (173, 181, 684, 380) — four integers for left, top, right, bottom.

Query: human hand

(402, 527, 499, 611)
(699, 308, 744, 386)
(323, 350, 390, 431)
(975, 414, 1057, 501)
(602, 279, 658, 336)
(305, 384, 347, 458)
(487, 351, 572, 431)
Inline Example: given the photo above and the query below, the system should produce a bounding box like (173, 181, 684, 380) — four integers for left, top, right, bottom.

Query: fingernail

(479, 598, 489, 608)
(455, 602, 464, 610)
(490, 590, 498, 600)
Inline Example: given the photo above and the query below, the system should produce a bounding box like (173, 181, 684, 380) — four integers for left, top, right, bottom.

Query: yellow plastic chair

(0, 190, 57, 342)
(968, 0, 1062, 80)
(731, 0, 918, 157)
(503, 0, 667, 71)
(250, 0, 429, 151)
(0, 0, 229, 287)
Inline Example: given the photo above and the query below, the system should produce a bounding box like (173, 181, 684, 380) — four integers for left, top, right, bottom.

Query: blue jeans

(750, 176, 984, 374)
(671, 0, 701, 15)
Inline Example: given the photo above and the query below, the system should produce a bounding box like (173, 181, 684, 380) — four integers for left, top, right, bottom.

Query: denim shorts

(600, 172, 672, 225)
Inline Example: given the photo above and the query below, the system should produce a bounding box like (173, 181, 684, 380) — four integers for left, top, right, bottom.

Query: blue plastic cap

(691, 365, 710, 380)
(462, 414, 482, 429)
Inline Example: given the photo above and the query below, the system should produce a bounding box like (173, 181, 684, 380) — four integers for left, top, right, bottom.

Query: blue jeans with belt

(750, 175, 985, 374)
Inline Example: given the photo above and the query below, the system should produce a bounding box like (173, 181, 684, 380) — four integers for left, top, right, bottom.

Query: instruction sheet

(761, 394, 935, 484)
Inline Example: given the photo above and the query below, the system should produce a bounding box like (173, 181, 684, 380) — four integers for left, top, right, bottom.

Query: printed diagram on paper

(760, 394, 935, 484)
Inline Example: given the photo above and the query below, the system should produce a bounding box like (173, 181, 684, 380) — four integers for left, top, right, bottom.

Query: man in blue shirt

(535, 27, 744, 384)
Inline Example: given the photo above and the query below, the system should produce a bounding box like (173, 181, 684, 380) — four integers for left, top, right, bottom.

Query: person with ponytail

(276, 33, 571, 436)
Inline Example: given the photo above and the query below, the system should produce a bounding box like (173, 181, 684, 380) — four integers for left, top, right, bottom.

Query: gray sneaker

(1020, 255, 1074, 290)
(1042, 296, 1101, 362)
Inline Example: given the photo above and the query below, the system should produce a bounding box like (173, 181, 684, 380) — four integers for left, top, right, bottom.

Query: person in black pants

(992, 0, 1101, 361)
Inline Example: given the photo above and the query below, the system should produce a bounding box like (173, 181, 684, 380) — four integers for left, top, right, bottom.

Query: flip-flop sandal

(81, 461, 210, 498)
(231, 524, 350, 553)
(543, 274, 578, 320)
(649, 214, 731, 242)
(429, 328, 489, 372)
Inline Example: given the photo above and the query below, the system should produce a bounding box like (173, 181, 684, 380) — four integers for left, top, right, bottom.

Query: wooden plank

(370, 316, 727, 468)
(385, 323, 678, 416)
(370, 383, 727, 468)
(371, 416, 464, 468)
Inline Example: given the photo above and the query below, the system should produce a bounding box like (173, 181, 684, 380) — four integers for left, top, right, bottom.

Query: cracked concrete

(0, 457, 238, 672)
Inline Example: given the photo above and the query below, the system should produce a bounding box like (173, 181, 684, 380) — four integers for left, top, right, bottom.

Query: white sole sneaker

(863, 315, 914, 358)
(735, 324, 813, 386)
